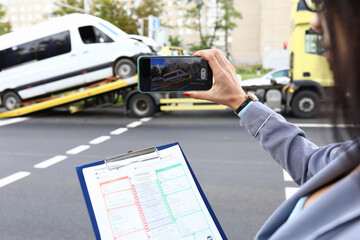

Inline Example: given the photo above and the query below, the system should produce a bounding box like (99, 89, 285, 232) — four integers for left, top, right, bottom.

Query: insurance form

(79, 144, 225, 240)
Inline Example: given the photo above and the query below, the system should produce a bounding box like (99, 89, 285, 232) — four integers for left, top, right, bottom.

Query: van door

(77, 26, 114, 83)
(38, 30, 85, 95)
(0, 40, 43, 99)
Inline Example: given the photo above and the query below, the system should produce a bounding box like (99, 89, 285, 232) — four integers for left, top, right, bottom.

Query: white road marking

(294, 123, 351, 128)
(0, 117, 29, 127)
(140, 117, 153, 122)
(110, 127, 128, 135)
(0, 171, 31, 188)
(34, 155, 67, 169)
(66, 145, 90, 155)
(89, 136, 111, 145)
(127, 121, 142, 128)
(0, 116, 155, 188)
(285, 187, 299, 200)
(283, 170, 294, 182)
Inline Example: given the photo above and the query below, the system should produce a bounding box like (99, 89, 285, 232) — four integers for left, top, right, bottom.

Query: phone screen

(138, 56, 213, 92)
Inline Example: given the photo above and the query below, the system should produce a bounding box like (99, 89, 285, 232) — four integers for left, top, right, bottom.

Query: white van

(0, 13, 154, 110)
(163, 70, 189, 82)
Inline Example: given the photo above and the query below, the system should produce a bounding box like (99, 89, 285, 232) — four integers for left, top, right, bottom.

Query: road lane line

(140, 117, 153, 122)
(127, 121, 142, 128)
(34, 155, 67, 169)
(0, 171, 31, 188)
(89, 136, 111, 145)
(0, 117, 29, 127)
(110, 128, 128, 135)
(66, 145, 90, 155)
(283, 170, 294, 182)
(285, 187, 299, 200)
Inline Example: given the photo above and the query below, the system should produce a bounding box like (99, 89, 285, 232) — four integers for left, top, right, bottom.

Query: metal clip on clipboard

(105, 147, 159, 170)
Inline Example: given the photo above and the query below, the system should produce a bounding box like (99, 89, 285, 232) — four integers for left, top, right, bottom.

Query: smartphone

(138, 56, 213, 92)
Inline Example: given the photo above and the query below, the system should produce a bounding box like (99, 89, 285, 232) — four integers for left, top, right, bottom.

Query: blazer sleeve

(239, 102, 353, 185)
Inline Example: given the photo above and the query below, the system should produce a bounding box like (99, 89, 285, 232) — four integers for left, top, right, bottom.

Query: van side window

(37, 31, 71, 60)
(0, 31, 71, 69)
(79, 26, 114, 44)
(1, 41, 37, 69)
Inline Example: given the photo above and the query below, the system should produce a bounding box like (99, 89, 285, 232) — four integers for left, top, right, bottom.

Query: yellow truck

(242, 0, 333, 118)
(286, 0, 333, 117)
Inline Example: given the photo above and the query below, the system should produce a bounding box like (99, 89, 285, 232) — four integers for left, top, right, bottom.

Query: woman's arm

(240, 101, 351, 185)
(185, 49, 352, 185)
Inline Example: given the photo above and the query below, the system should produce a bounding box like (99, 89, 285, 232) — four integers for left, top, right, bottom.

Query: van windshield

(79, 26, 114, 44)
(98, 22, 127, 38)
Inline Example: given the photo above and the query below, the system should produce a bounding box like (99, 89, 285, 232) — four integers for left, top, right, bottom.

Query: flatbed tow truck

(0, 74, 226, 119)
(0, 75, 138, 118)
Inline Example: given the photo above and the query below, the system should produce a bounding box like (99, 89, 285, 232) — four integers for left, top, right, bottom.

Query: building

(0, 0, 55, 30)
(160, 0, 291, 68)
(232, 0, 292, 68)
(159, 0, 226, 55)
(0, 0, 291, 68)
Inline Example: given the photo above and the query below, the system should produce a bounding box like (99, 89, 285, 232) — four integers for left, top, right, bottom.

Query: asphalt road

(0, 107, 343, 240)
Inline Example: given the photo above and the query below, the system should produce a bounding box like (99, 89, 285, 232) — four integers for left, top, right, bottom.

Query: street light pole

(84, 0, 90, 14)
(54, 2, 85, 13)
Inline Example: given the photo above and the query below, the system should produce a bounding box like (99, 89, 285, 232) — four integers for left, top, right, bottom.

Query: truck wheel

(128, 94, 156, 118)
(114, 59, 136, 78)
(291, 90, 320, 118)
(3, 91, 21, 110)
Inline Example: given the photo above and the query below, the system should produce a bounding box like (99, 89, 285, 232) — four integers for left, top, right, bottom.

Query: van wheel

(114, 59, 136, 78)
(291, 90, 320, 118)
(129, 94, 156, 118)
(3, 92, 21, 110)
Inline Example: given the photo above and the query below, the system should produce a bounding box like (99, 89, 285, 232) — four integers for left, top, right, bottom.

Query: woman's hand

(184, 49, 247, 110)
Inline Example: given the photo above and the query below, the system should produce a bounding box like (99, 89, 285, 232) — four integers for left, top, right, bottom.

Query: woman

(184, 0, 360, 239)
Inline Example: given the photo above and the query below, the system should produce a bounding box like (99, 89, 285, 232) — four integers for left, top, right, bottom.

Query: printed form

(82, 145, 222, 240)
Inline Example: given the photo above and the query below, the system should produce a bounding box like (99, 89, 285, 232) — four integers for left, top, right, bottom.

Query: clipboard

(76, 142, 227, 240)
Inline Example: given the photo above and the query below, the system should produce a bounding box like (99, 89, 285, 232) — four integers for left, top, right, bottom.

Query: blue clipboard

(76, 142, 228, 240)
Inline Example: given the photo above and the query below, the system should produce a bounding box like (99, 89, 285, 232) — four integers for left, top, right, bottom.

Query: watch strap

(235, 97, 252, 114)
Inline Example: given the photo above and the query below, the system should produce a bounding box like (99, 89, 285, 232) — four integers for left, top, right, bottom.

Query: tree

(217, 0, 242, 56)
(90, 0, 138, 34)
(151, 65, 161, 78)
(161, 66, 170, 76)
(184, 0, 242, 56)
(132, 0, 162, 19)
(53, 0, 84, 16)
(0, 4, 11, 35)
(169, 35, 182, 46)
(52, 0, 163, 35)
(184, 0, 211, 50)
(131, 0, 163, 37)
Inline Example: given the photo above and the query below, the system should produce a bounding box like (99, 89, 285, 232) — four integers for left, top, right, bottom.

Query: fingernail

(183, 93, 190, 97)
(191, 51, 197, 55)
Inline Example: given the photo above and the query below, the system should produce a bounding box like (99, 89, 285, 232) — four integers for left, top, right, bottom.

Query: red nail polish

(192, 51, 197, 55)
(183, 93, 190, 97)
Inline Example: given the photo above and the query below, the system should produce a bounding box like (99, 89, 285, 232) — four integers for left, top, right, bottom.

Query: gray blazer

(239, 102, 360, 240)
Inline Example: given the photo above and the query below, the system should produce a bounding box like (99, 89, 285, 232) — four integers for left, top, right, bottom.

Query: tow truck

(0, 74, 226, 119)
(0, 46, 225, 119)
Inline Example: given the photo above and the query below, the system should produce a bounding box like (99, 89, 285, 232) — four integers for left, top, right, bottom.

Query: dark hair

(318, 0, 360, 142)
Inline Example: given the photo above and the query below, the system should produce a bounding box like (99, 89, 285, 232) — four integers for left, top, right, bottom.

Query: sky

(151, 58, 168, 67)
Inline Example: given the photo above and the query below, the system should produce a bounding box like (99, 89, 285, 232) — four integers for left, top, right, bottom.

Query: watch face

(248, 92, 259, 101)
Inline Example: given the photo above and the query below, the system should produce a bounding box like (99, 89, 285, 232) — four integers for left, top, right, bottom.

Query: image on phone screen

(138, 56, 213, 92)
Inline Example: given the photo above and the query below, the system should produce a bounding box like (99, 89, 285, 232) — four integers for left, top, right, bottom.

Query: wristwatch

(235, 92, 258, 114)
